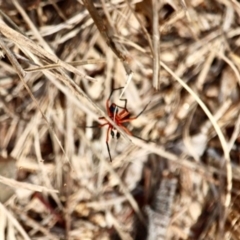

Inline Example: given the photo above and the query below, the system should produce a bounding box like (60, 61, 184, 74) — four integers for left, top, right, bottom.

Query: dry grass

(1, 0, 240, 239)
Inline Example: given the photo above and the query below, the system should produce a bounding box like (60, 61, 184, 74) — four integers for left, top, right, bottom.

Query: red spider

(88, 87, 149, 162)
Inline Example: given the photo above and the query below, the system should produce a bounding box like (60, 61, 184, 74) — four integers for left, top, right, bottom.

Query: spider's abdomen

(109, 103, 118, 115)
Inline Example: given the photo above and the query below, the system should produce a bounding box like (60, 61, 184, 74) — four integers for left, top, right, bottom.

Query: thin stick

(119, 71, 133, 99)
(82, 0, 133, 99)
(152, 0, 160, 90)
(0, 203, 31, 240)
(82, 0, 132, 75)
(106, 125, 112, 162)
(0, 175, 58, 193)
(24, 59, 106, 72)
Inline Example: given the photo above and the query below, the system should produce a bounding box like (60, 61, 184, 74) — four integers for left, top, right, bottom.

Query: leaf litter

(0, 0, 240, 239)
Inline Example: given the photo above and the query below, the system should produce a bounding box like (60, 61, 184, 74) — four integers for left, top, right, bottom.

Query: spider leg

(108, 87, 124, 100)
(135, 101, 151, 118)
(111, 102, 127, 111)
(85, 122, 109, 128)
(85, 125, 99, 128)
(118, 109, 130, 119)
(120, 101, 151, 123)
(106, 142, 112, 162)
(119, 98, 127, 109)
(116, 99, 130, 118)
(106, 125, 113, 162)
(118, 124, 133, 136)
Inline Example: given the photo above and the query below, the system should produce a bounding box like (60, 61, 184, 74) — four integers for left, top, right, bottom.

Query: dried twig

(152, 0, 160, 90)
(82, 0, 132, 75)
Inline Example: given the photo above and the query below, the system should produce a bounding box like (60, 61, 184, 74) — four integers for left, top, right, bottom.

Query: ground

(0, 0, 240, 239)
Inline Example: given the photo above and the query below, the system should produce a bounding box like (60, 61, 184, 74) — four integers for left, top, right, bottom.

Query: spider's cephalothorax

(88, 87, 149, 162)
